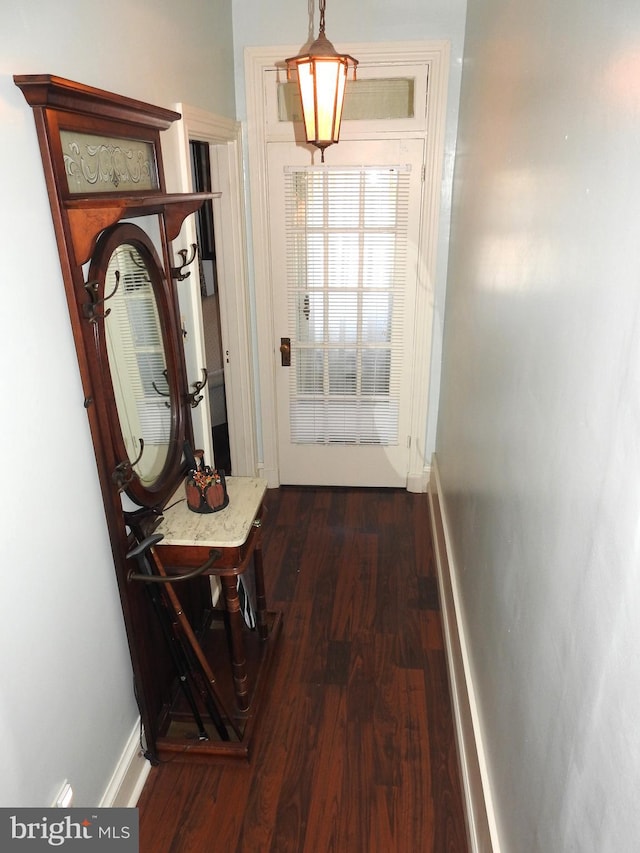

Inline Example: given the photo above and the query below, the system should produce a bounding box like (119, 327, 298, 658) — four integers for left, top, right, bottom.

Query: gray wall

(437, 0, 640, 849)
(0, 0, 235, 807)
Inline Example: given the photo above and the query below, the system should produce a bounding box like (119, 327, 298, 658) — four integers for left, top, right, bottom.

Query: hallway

(137, 485, 467, 851)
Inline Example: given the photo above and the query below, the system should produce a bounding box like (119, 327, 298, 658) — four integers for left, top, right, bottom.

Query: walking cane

(127, 534, 241, 741)
(126, 537, 211, 741)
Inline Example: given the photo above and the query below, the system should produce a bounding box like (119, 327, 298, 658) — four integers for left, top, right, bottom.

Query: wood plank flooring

(137, 486, 468, 852)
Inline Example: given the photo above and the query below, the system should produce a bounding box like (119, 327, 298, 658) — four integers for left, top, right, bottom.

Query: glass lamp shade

(286, 31, 357, 160)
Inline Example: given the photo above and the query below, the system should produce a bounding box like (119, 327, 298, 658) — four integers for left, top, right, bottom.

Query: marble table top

(154, 476, 268, 548)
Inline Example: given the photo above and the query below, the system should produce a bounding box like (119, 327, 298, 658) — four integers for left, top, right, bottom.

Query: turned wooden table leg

(253, 536, 269, 641)
(220, 575, 250, 712)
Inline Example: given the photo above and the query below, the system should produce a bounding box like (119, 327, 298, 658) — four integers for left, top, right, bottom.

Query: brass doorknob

(280, 337, 291, 367)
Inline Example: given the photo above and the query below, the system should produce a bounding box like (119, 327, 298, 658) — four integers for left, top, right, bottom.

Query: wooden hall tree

(15, 74, 282, 763)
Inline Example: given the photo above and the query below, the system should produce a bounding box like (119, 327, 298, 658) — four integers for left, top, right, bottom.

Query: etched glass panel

(60, 131, 158, 193)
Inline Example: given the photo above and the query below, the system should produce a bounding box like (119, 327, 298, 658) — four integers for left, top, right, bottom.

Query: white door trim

(245, 42, 450, 490)
(170, 105, 258, 477)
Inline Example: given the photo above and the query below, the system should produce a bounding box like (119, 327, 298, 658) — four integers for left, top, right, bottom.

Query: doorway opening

(245, 42, 450, 489)
(190, 140, 232, 474)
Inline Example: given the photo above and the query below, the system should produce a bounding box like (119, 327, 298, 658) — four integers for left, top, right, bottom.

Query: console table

(149, 476, 282, 760)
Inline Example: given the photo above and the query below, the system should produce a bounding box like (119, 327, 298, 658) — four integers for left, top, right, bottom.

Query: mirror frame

(88, 221, 190, 507)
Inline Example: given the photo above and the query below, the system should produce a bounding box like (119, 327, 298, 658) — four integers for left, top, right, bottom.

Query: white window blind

(285, 165, 410, 445)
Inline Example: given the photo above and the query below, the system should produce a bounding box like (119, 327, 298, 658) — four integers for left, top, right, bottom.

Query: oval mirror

(105, 240, 171, 485)
(89, 222, 188, 507)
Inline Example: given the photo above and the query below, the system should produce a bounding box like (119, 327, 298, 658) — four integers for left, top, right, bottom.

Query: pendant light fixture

(286, 0, 358, 161)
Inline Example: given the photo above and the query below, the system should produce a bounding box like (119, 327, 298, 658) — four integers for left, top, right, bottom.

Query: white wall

(231, 0, 468, 464)
(437, 0, 640, 850)
(0, 0, 235, 807)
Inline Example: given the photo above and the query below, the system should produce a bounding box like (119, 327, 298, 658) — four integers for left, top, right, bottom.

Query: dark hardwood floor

(137, 486, 468, 852)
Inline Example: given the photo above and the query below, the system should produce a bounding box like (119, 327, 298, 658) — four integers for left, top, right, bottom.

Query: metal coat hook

(112, 438, 145, 491)
(128, 248, 148, 270)
(171, 243, 198, 281)
(83, 270, 120, 323)
(151, 369, 171, 407)
(187, 368, 208, 408)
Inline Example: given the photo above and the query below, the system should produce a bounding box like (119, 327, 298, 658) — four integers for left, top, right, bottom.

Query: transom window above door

(263, 59, 430, 140)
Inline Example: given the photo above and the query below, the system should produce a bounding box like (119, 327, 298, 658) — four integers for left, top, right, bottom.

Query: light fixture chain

(308, 0, 315, 40)
(319, 0, 326, 34)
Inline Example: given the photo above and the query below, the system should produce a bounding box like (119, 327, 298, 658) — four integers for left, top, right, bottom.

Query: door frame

(245, 41, 450, 490)
(168, 104, 258, 477)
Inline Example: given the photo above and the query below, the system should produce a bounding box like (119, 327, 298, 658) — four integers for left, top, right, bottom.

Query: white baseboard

(99, 719, 151, 808)
(407, 464, 430, 493)
(428, 455, 499, 853)
(257, 463, 280, 489)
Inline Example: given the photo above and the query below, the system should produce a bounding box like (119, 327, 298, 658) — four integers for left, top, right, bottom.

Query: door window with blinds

(285, 166, 410, 445)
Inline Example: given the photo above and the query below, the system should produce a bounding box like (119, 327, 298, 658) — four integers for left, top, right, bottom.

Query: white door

(267, 138, 425, 487)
